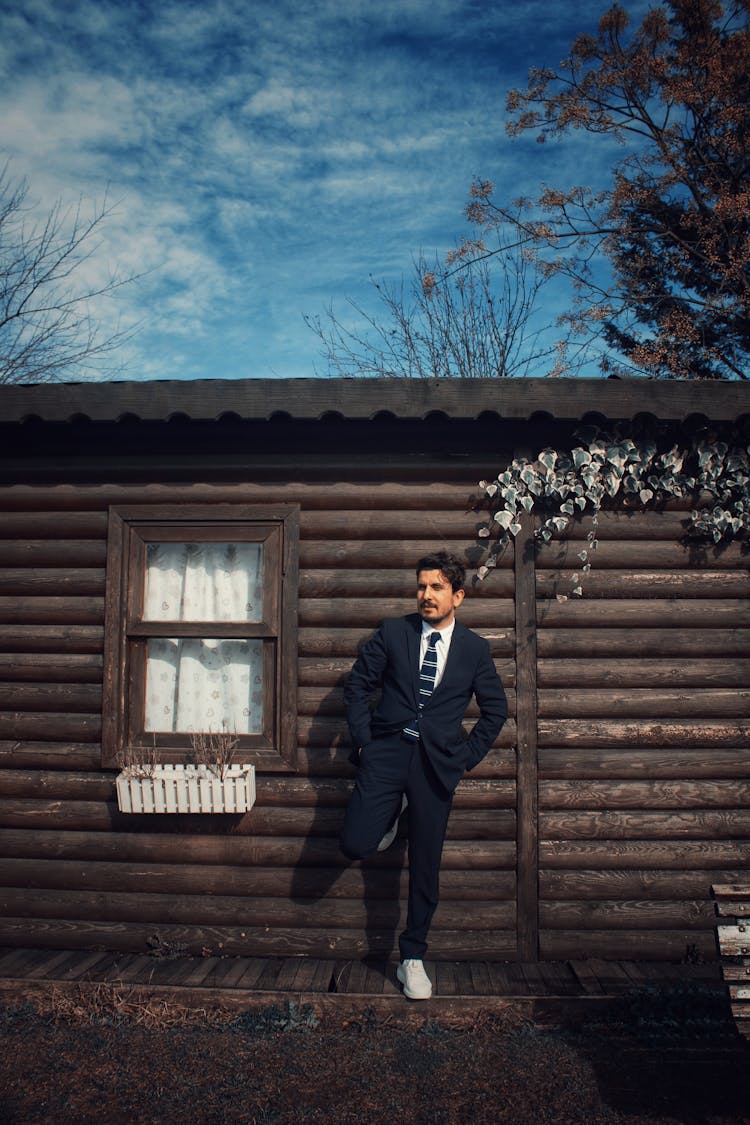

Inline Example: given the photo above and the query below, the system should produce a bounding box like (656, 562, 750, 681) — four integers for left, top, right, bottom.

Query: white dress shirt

(419, 618, 455, 690)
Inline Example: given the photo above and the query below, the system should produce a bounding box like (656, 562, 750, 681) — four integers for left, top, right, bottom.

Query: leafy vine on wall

(477, 425, 750, 597)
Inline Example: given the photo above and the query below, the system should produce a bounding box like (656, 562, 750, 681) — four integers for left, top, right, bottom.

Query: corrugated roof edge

(0, 376, 748, 424)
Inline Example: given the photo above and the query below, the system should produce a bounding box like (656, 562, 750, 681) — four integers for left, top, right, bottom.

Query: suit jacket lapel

(405, 615, 422, 708)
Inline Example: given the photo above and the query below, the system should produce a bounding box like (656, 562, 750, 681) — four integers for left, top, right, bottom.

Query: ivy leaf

(603, 470, 621, 497)
(639, 488, 654, 504)
(520, 466, 543, 495)
(493, 510, 516, 531)
(606, 445, 628, 469)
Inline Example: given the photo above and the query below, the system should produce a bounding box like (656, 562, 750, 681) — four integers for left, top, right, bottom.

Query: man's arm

(343, 623, 389, 750)
(462, 642, 508, 772)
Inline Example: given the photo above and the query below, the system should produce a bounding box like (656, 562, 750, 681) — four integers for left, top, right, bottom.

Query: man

(340, 550, 507, 1000)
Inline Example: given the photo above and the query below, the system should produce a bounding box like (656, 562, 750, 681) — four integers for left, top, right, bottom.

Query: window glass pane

(144, 638, 264, 734)
(144, 543, 264, 622)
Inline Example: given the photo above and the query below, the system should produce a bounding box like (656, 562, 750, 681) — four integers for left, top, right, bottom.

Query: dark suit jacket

(344, 614, 508, 793)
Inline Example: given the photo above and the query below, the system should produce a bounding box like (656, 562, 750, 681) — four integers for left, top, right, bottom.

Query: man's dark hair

(416, 551, 466, 593)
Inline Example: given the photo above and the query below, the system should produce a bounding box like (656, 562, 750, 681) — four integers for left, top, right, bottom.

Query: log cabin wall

(0, 377, 748, 964)
(536, 510, 750, 962)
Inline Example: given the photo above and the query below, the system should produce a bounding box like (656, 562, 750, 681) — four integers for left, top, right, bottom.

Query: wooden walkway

(0, 947, 726, 1024)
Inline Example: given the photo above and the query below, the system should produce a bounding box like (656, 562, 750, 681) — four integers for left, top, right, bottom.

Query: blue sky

(1, 0, 648, 382)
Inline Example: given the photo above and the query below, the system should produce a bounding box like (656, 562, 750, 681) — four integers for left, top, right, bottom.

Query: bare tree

(0, 163, 136, 384)
(306, 240, 558, 379)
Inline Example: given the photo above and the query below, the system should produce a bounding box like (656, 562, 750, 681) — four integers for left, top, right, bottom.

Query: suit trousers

(339, 732, 454, 960)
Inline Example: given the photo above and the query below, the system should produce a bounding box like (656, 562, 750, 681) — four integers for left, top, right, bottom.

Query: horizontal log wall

(536, 508, 750, 962)
(1, 472, 748, 964)
(0, 480, 517, 961)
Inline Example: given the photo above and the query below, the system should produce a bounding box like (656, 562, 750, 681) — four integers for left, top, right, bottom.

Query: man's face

(416, 568, 464, 629)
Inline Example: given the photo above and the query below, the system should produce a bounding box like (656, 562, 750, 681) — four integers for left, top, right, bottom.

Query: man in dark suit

(340, 550, 507, 1000)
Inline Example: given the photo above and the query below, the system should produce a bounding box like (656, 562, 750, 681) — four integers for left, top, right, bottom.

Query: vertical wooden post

(514, 511, 539, 962)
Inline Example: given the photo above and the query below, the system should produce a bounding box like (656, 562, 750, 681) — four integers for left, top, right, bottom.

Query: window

(103, 505, 299, 771)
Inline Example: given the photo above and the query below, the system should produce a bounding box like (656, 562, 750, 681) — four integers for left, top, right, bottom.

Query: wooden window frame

(102, 504, 299, 772)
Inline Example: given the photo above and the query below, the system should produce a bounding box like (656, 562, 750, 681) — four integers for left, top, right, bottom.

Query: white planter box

(115, 763, 256, 814)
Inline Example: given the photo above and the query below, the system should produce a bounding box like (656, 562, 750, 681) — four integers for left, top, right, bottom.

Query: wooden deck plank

(255, 958, 286, 991)
(268, 958, 302, 992)
(716, 924, 750, 956)
(55, 951, 116, 982)
(469, 961, 494, 995)
(312, 960, 338, 993)
(234, 957, 271, 990)
(23, 949, 88, 980)
(578, 959, 634, 993)
(516, 963, 548, 994)
(435, 961, 459, 996)
(534, 962, 583, 996)
(177, 957, 227, 989)
(285, 957, 318, 991)
(712, 883, 750, 900)
(568, 961, 608, 996)
(0, 950, 723, 1009)
(364, 961, 391, 995)
(718, 962, 750, 983)
(382, 964, 400, 996)
(117, 957, 184, 986)
(331, 961, 352, 993)
(341, 960, 370, 994)
(112, 955, 163, 985)
(714, 900, 750, 918)
(204, 957, 258, 989)
(81, 953, 130, 982)
(0, 948, 62, 978)
(486, 961, 532, 996)
(453, 962, 475, 996)
(106, 953, 145, 982)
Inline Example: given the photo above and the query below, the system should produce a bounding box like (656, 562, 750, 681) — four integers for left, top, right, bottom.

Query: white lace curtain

(143, 543, 265, 735)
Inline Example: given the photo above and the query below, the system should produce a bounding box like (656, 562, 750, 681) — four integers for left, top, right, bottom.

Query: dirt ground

(1, 982, 749, 1124)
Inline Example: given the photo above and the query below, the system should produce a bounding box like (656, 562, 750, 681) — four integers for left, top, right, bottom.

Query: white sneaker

(397, 958, 432, 1000)
(377, 794, 408, 851)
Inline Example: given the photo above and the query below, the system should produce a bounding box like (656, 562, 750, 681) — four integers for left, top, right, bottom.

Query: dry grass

(37, 982, 238, 1029)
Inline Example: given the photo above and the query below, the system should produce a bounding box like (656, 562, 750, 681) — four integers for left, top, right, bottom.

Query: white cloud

(0, 0, 642, 381)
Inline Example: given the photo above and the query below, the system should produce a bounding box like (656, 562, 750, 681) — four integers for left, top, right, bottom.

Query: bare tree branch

(306, 242, 563, 379)
(0, 162, 140, 384)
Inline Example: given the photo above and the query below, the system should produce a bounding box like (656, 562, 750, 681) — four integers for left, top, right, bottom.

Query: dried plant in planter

(189, 729, 240, 781)
(115, 740, 159, 779)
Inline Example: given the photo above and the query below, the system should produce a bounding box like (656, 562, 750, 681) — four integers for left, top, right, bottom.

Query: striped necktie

(403, 630, 441, 741)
